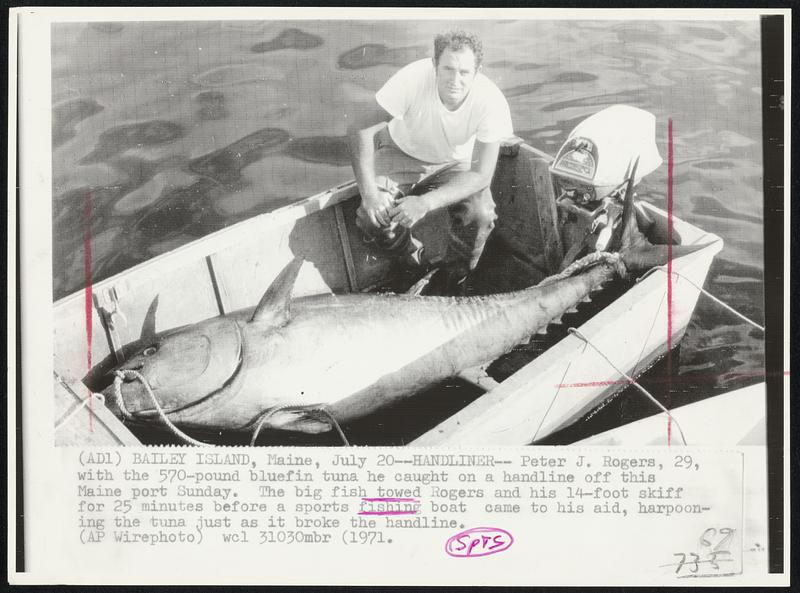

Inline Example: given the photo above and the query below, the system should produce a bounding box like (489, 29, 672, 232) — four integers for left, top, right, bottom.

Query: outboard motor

(550, 105, 662, 269)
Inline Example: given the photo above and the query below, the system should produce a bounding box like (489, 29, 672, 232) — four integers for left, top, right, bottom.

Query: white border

(9, 7, 791, 585)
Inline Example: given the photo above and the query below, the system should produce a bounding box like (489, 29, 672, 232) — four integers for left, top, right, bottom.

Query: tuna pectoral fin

(257, 407, 334, 434)
(622, 243, 712, 273)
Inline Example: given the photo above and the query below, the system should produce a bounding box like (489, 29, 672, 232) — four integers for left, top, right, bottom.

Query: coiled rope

(112, 369, 211, 447)
(568, 328, 689, 446)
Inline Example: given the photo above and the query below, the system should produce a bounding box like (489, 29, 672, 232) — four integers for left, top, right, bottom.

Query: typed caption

(69, 447, 743, 579)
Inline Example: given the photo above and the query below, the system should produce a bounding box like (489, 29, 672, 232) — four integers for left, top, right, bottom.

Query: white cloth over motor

(550, 105, 663, 199)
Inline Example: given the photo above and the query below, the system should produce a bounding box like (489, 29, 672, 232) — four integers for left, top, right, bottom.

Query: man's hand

(389, 195, 430, 228)
(361, 190, 396, 228)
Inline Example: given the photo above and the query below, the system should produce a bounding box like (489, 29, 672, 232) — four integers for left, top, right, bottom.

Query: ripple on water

(52, 98, 104, 147)
(193, 64, 286, 87)
(332, 81, 375, 105)
(264, 105, 294, 120)
(513, 62, 545, 71)
(113, 169, 198, 215)
(692, 160, 736, 170)
(540, 88, 646, 112)
(486, 60, 515, 69)
(88, 22, 124, 34)
(718, 130, 757, 148)
(133, 179, 217, 240)
(502, 82, 545, 98)
(681, 25, 728, 42)
(691, 194, 762, 226)
(221, 22, 266, 34)
(52, 86, 81, 104)
(285, 136, 351, 167)
(549, 71, 599, 84)
(195, 90, 228, 121)
(337, 43, 428, 70)
(251, 28, 324, 53)
(502, 72, 598, 99)
(80, 120, 185, 163)
(186, 127, 292, 185)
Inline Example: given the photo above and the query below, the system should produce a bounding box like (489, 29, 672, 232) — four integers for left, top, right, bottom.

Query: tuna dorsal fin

(140, 295, 159, 341)
(250, 257, 304, 325)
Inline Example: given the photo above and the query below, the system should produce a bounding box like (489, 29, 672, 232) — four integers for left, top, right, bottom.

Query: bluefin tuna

(103, 170, 705, 441)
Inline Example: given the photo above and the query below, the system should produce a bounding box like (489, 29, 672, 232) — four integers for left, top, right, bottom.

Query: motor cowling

(551, 105, 662, 266)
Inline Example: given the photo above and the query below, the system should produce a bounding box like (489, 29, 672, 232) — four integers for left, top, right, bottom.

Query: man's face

(435, 47, 478, 109)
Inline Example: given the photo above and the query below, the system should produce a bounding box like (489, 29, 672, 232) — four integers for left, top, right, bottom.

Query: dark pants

(355, 128, 496, 279)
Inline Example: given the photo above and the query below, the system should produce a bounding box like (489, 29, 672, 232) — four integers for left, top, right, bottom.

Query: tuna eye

(142, 346, 158, 356)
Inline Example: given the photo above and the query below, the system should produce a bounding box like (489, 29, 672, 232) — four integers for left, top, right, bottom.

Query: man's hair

(433, 30, 484, 68)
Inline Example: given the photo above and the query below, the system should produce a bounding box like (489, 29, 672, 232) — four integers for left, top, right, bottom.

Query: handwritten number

(700, 528, 716, 548)
(674, 528, 736, 575)
(689, 552, 700, 573)
(673, 553, 686, 574)
(715, 528, 735, 552)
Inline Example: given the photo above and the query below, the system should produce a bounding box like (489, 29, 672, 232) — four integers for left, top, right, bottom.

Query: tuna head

(102, 257, 304, 424)
(103, 316, 243, 420)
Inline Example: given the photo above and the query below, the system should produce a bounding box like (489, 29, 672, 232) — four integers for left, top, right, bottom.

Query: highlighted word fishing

(358, 497, 421, 516)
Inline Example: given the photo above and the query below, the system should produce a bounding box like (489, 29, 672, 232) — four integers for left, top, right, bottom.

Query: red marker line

(84, 190, 93, 431)
(666, 118, 674, 446)
(556, 370, 788, 389)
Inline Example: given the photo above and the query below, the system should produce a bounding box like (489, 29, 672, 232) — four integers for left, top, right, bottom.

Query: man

(347, 30, 513, 290)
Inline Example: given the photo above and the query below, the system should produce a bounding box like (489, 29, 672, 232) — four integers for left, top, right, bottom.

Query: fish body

(103, 163, 706, 437)
(105, 260, 618, 433)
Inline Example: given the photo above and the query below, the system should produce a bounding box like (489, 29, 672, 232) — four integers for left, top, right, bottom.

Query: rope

(648, 266, 765, 332)
(567, 328, 688, 446)
(112, 370, 211, 447)
(314, 408, 351, 446)
(54, 392, 106, 430)
(112, 370, 350, 447)
(538, 251, 627, 287)
(250, 405, 292, 445)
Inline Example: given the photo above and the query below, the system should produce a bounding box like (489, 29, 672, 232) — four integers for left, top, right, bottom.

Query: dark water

(52, 20, 765, 442)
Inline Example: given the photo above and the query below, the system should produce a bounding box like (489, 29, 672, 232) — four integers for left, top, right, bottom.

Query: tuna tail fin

(610, 157, 640, 253)
(251, 257, 304, 325)
(609, 157, 712, 273)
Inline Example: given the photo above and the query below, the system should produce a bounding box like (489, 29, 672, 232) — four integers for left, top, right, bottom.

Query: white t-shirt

(375, 58, 513, 166)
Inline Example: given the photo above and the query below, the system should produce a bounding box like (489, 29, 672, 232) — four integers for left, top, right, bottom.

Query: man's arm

(346, 100, 393, 227)
(389, 139, 501, 228)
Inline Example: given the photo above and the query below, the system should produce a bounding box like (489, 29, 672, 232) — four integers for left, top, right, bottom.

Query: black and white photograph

(49, 16, 772, 448)
(11, 7, 788, 586)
